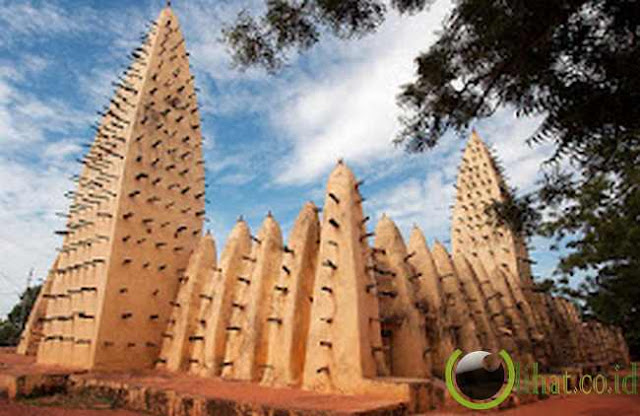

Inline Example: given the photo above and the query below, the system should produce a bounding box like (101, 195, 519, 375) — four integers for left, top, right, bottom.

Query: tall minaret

(451, 131, 531, 279)
(451, 131, 552, 364)
(25, 5, 205, 371)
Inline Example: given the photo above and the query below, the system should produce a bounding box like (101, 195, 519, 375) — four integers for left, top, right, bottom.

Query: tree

(222, 0, 640, 358)
(222, 0, 419, 72)
(0, 285, 41, 346)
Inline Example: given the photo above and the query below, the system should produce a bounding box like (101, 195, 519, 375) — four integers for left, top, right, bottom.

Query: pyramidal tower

(19, 5, 205, 370)
(451, 132, 552, 363)
(451, 132, 527, 281)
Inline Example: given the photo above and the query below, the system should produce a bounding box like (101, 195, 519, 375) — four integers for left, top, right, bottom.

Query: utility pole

(18, 268, 34, 331)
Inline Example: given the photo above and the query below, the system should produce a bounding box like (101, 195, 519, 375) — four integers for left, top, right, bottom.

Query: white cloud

(0, 68, 85, 315)
(0, 1, 151, 48)
(216, 172, 255, 186)
(0, 2, 92, 46)
(475, 109, 550, 192)
(186, 0, 552, 249)
(179, 0, 268, 82)
(78, 67, 121, 110)
(22, 54, 48, 73)
(0, 157, 71, 315)
(43, 138, 83, 163)
(1, 66, 91, 138)
(266, 3, 453, 185)
(369, 170, 455, 241)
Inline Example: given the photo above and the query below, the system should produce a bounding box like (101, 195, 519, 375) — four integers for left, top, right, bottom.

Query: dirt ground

(2, 349, 639, 415)
(2, 393, 639, 415)
(440, 393, 640, 415)
(0, 398, 147, 416)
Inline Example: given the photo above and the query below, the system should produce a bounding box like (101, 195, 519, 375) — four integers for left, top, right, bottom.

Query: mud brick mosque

(17, 4, 629, 402)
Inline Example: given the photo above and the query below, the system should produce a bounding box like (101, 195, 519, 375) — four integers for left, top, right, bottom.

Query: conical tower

(302, 161, 385, 394)
(221, 214, 283, 381)
(406, 227, 454, 378)
(262, 202, 320, 387)
(187, 220, 252, 376)
(451, 255, 499, 352)
(371, 215, 431, 378)
(25, 5, 205, 370)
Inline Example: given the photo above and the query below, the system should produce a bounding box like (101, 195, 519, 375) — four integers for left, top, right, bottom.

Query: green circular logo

(445, 349, 515, 410)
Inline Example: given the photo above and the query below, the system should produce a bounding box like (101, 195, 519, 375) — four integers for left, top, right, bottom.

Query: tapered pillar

(431, 241, 480, 353)
(462, 255, 520, 359)
(546, 296, 581, 367)
(498, 266, 548, 364)
(472, 251, 535, 365)
(188, 220, 252, 376)
(452, 255, 499, 352)
(614, 327, 631, 366)
(372, 215, 431, 378)
(406, 227, 454, 377)
(157, 233, 216, 371)
(302, 161, 385, 394)
(222, 214, 283, 381)
(262, 203, 320, 387)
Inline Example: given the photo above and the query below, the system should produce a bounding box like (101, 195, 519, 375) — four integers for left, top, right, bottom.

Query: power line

(0, 271, 22, 293)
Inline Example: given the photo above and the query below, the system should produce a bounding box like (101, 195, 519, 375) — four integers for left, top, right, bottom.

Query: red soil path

(435, 393, 640, 415)
(498, 394, 640, 416)
(0, 349, 402, 413)
(0, 398, 146, 416)
(74, 370, 403, 412)
(0, 348, 71, 376)
(2, 394, 639, 415)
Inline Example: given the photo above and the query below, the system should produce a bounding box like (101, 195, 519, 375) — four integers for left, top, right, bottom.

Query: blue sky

(0, 0, 564, 315)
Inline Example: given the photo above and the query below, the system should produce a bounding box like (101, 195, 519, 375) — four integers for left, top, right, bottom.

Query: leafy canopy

(0, 285, 41, 346)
